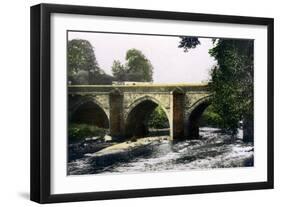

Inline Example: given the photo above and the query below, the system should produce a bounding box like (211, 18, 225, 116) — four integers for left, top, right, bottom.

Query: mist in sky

(68, 31, 217, 83)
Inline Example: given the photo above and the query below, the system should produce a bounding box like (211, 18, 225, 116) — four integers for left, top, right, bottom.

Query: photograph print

(67, 31, 254, 175)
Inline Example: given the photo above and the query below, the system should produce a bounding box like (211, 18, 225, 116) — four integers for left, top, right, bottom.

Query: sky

(68, 31, 217, 83)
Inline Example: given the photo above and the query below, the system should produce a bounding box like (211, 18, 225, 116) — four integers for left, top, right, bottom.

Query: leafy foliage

(68, 123, 107, 141)
(111, 49, 153, 82)
(148, 106, 169, 129)
(112, 60, 127, 81)
(68, 39, 98, 84)
(179, 37, 254, 139)
(199, 105, 224, 128)
(209, 39, 253, 134)
(68, 39, 113, 85)
(178, 37, 201, 52)
(126, 49, 153, 82)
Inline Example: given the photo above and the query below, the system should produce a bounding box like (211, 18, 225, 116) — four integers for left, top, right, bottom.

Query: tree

(126, 49, 153, 82)
(209, 39, 253, 141)
(111, 49, 153, 82)
(74, 70, 90, 85)
(68, 39, 113, 85)
(178, 37, 201, 52)
(111, 60, 126, 81)
(68, 39, 99, 84)
(179, 37, 254, 142)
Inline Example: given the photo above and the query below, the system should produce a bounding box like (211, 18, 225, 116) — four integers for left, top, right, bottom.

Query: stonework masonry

(68, 84, 211, 140)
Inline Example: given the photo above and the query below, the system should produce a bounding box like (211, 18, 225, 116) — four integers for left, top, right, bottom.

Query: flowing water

(67, 127, 254, 175)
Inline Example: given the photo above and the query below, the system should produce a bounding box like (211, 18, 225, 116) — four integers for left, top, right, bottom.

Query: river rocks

(68, 140, 114, 161)
(85, 136, 101, 141)
(103, 134, 112, 142)
(85, 136, 170, 168)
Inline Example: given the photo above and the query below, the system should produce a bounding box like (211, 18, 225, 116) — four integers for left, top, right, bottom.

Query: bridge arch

(125, 96, 170, 138)
(186, 96, 212, 138)
(70, 97, 109, 129)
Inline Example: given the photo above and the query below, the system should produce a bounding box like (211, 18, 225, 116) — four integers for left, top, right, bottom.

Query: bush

(68, 123, 107, 142)
(199, 105, 224, 128)
(148, 106, 169, 129)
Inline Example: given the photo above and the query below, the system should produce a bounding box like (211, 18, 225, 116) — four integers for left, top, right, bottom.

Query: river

(67, 127, 254, 175)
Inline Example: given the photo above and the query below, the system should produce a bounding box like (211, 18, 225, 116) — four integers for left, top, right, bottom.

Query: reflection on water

(67, 127, 254, 175)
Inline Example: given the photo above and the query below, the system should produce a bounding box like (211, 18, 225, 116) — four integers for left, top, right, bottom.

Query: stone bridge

(68, 84, 211, 140)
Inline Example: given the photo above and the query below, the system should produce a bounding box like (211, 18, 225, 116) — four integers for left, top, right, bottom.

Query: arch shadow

(186, 96, 212, 139)
(70, 97, 109, 129)
(125, 96, 170, 138)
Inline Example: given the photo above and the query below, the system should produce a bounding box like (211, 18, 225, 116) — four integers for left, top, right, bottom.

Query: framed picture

(30, 3, 274, 203)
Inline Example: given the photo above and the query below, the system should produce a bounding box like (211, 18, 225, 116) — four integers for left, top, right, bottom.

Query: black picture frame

(30, 3, 274, 204)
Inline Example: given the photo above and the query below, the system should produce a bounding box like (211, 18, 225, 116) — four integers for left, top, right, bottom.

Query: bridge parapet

(68, 83, 209, 94)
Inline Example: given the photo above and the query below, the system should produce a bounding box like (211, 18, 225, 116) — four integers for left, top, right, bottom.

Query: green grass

(68, 123, 107, 142)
